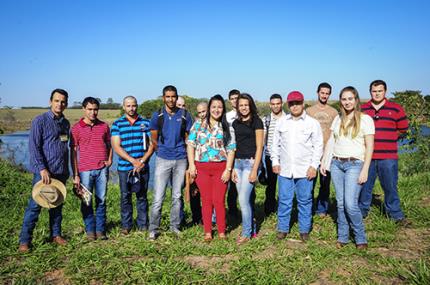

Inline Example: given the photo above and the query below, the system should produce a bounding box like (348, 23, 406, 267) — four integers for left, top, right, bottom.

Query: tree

(393, 90, 430, 176)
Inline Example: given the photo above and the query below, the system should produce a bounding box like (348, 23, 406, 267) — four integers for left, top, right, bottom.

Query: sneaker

(356, 243, 368, 250)
(52, 236, 67, 246)
(120, 228, 130, 235)
(251, 233, 258, 239)
(148, 231, 157, 241)
(395, 218, 412, 227)
(171, 228, 181, 238)
(276, 232, 288, 240)
(86, 232, 96, 241)
(96, 232, 108, 240)
(18, 243, 30, 253)
(299, 233, 310, 242)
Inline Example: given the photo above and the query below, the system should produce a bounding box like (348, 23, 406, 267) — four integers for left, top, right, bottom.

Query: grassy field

(0, 159, 429, 284)
(0, 108, 121, 133)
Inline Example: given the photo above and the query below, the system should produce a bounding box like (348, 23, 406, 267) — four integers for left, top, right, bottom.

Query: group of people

(18, 80, 409, 252)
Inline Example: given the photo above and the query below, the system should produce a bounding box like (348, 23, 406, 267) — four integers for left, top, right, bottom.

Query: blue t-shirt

(150, 107, 193, 160)
(111, 115, 151, 171)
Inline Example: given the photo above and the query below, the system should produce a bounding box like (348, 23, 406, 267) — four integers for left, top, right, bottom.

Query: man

(306, 83, 338, 217)
(359, 80, 409, 224)
(226, 89, 240, 216)
(148, 85, 193, 240)
(111, 96, 154, 235)
(263, 93, 286, 215)
(19, 88, 70, 252)
(188, 101, 208, 225)
(272, 91, 323, 241)
(176, 96, 186, 109)
(70, 97, 112, 240)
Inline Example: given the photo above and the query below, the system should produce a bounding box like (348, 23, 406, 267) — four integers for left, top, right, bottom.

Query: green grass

(1, 159, 429, 284)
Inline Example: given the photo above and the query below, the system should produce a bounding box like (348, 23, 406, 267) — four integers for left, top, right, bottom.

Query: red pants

(195, 161, 228, 234)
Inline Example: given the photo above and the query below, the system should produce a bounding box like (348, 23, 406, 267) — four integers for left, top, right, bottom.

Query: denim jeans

(359, 159, 404, 220)
(149, 157, 187, 232)
(314, 170, 331, 215)
(331, 159, 367, 245)
(277, 176, 313, 234)
(235, 159, 257, 238)
(118, 169, 149, 230)
(19, 173, 69, 244)
(79, 167, 108, 234)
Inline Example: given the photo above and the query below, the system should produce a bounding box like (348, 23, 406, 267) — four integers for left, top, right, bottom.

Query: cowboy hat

(32, 179, 67, 208)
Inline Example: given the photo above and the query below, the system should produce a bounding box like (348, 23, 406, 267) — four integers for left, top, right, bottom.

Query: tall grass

(0, 159, 429, 284)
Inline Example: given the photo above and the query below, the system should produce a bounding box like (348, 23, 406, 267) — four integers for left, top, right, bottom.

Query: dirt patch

(43, 269, 70, 285)
(373, 228, 430, 259)
(420, 196, 430, 207)
(254, 245, 278, 260)
(182, 254, 238, 274)
(309, 269, 337, 285)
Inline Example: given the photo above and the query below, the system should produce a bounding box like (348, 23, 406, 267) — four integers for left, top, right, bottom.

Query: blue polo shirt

(111, 115, 151, 171)
(150, 107, 193, 160)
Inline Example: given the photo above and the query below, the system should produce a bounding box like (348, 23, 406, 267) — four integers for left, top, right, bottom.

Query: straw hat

(32, 179, 67, 208)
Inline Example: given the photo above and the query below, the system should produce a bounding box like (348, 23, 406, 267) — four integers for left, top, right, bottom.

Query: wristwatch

(139, 159, 145, 164)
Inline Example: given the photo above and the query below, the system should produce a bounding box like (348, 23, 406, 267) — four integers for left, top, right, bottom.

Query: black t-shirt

(233, 117, 264, 159)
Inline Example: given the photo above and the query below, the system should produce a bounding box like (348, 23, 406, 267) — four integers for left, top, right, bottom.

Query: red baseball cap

(287, 91, 304, 102)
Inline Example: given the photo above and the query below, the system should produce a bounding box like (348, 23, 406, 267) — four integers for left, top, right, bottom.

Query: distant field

(0, 108, 121, 133)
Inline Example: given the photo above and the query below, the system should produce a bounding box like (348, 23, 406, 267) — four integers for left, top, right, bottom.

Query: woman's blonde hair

(339, 86, 362, 138)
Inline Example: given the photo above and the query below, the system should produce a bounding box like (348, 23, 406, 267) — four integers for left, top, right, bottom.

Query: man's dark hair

(317, 82, 332, 93)
(82, 97, 100, 108)
(369, 79, 387, 92)
(270, 93, 282, 101)
(162, 85, 178, 97)
(50, 88, 69, 101)
(228, 89, 240, 99)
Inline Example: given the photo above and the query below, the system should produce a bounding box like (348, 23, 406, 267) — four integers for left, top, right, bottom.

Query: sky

(0, 0, 429, 107)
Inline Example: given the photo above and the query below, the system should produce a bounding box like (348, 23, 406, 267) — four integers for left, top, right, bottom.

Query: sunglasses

(373, 110, 380, 121)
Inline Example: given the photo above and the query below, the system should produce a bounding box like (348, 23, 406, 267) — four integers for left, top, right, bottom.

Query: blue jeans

(314, 170, 331, 215)
(19, 173, 69, 244)
(118, 169, 149, 230)
(359, 159, 404, 220)
(331, 159, 367, 245)
(235, 159, 257, 238)
(79, 167, 108, 234)
(277, 176, 313, 234)
(149, 157, 187, 232)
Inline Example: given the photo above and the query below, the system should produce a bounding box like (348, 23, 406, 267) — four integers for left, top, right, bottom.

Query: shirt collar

(79, 118, 100, 127)
(271, 111, 286, 120)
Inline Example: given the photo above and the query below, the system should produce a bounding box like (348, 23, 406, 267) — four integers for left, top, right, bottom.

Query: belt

(333, 156, 358, 162)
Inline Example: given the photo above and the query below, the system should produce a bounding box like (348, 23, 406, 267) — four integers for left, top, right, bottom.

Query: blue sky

(0, 0, 429, 107)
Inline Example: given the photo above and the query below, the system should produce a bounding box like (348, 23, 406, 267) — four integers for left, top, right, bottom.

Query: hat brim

(32, 179, 67, 208)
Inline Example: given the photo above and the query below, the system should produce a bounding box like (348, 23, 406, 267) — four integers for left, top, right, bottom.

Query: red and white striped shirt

(70, 118, 111, 172)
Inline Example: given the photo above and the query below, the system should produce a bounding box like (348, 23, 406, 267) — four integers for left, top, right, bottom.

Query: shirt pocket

(301, 130, 312, 143)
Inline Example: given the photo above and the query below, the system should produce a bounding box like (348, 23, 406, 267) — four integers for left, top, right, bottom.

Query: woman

(321, 86, 374, 249)
(232, 93, 264, 244)
(187, 95, 236, 241)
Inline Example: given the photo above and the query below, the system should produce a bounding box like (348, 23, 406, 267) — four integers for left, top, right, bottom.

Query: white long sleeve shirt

(271, 111, 323, 179)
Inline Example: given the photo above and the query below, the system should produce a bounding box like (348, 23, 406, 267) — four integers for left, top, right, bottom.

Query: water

(1, 126, 429, 186)
(0, 131, 156, 189)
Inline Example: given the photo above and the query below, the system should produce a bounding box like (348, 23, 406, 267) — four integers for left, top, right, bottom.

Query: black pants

(227, 182, 239, 214)
(189, 183, 202, 224)
(264, 156, 278, 214)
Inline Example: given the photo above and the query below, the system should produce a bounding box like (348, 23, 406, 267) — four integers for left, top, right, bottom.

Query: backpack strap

(156, 108, 165, 144)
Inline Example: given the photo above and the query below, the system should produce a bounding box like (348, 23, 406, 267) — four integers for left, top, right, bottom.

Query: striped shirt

(111, 115, 151, 171)
(264, 112, 286, 156)
(361, 99, 408, 160)
(29, 110, 70, 175)
(70, 118, 111, 172)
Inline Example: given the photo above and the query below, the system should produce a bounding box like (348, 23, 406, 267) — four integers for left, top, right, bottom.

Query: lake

(0, 131, 156, 189)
